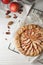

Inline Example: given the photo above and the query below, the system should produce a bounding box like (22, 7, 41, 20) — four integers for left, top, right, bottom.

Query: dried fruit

(13, 14, 17, 18)
(18, 9, 23, 14)
(6, 10, 11, 15)
(7, 25, 10, 29)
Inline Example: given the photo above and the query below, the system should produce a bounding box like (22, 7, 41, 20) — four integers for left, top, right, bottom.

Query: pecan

(6, 32, 10, 35)
(5, 15, 11, 18)
(8, 21, 14, 25)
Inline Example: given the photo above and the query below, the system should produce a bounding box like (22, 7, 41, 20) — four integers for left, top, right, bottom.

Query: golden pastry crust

(14, 24, 43, 56)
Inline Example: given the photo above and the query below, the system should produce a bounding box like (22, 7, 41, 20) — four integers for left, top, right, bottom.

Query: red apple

(10, 2, 20, 12)
(2, 0, 10, 4)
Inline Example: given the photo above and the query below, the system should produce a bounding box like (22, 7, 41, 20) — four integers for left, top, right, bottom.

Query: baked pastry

(14, 24, 43, 56)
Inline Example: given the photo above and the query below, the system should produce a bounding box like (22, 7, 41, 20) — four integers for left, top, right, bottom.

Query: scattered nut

(7, 25, 10, 29)
(6, 32, 10, 35)
(13, 14, 17, 18)
(20, 5, 23, 8)
(5, 15, 11, 18)
(8, 21, 14, 25)
(18, 9, 23, 14)
(6, 10, 11, 15)
(8, 30, 10, 31)
(5, 38, 7, 40)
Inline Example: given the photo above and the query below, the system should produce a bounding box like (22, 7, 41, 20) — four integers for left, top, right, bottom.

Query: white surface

(0, 4, 33, 65)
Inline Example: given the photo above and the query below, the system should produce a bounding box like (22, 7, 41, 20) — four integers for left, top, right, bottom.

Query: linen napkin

(37, 52, 43, 64)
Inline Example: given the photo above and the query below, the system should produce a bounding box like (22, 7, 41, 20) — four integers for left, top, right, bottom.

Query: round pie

(14, 24, 43, 56)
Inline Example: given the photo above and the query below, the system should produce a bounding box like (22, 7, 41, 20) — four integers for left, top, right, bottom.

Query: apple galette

(14, 24, 43, 56)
